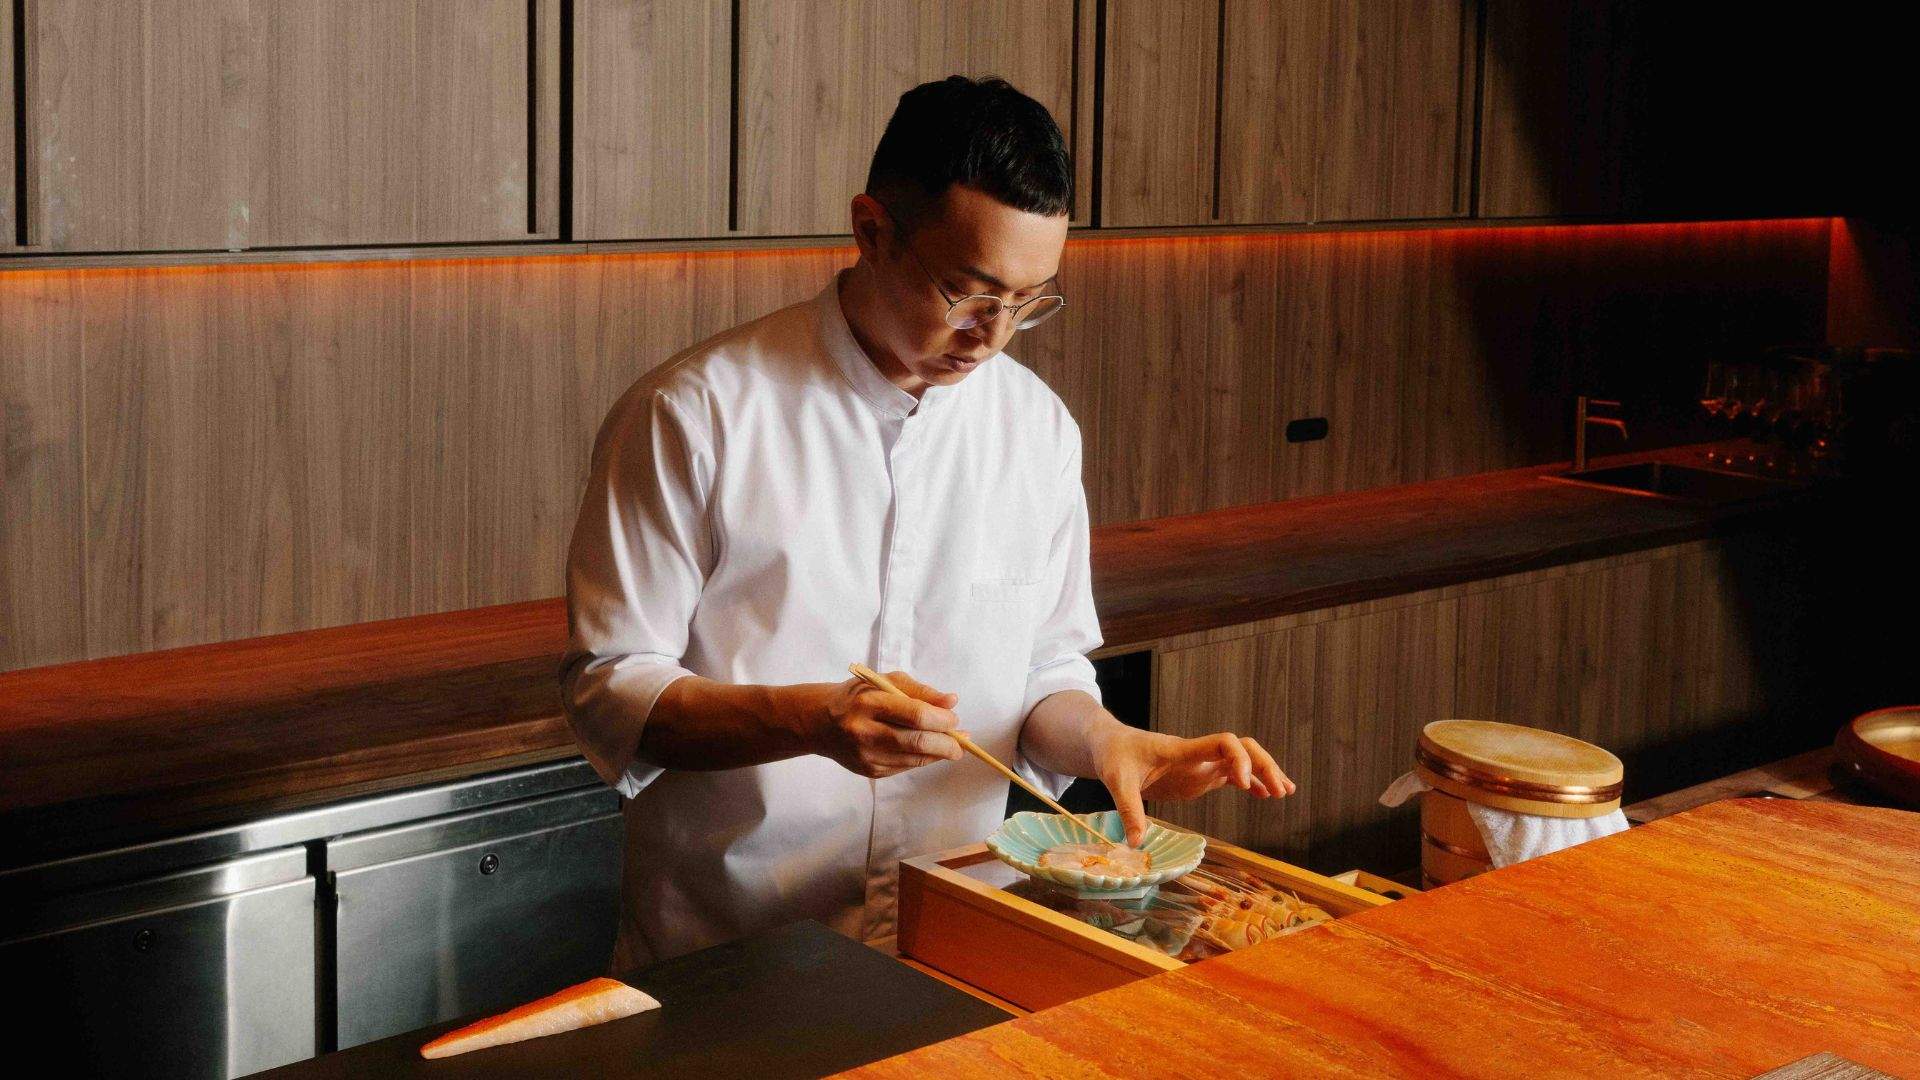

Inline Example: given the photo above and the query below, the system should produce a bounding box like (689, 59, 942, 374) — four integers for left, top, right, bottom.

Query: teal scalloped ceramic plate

(986, 810, 1206, 898)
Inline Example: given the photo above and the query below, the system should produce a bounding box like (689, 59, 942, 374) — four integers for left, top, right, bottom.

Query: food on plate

(1039, 841, 1153, 875)
(418, 977, 660, 1059)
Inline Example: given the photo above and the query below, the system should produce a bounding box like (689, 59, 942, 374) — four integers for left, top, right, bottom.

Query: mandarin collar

(817, 271, 961, 419)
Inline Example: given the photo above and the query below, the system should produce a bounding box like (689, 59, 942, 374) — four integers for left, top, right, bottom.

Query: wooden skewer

(847, 662, 1116, 849)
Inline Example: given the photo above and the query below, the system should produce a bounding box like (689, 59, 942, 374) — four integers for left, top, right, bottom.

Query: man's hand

(811, 670, 964, 779)
(1094, 726, 1295, 846)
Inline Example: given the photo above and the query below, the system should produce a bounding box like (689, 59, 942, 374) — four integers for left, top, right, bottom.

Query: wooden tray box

(897, 826, 1392, 1013)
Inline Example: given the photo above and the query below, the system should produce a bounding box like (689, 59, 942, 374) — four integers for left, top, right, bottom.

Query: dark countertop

(251, 920, 1011, 1080)
(0, 442, 1820, 860)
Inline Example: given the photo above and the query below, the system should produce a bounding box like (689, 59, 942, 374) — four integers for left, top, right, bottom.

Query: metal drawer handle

(478, 853, 500, 875)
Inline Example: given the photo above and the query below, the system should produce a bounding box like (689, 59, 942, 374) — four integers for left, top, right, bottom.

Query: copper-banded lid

(1414, 720, 1624, 819)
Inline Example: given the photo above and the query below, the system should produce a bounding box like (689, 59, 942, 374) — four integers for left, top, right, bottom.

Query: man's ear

(849, 194, 891, 261)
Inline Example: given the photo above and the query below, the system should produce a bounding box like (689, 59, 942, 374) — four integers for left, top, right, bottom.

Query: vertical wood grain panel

(1099, 1, 1218, 227)
(1150, 629, 1290, 842)
(1316, 0, 1474, 222)
(1451, 545, 1768, 797)
(738, 1, 1076, 237)
(1201, 236, 1281, 508)
(1285, 598, 1457, 872)
(80, 270, 218, 655)
(1087, 238, 1210, 522)
(456, 259, 577, 604)
(1477, 1, 1645, 218)
(261, 0, 533, 246)
(0, 270, 85, 667)
(1216, 0, 1319, 225)
(1, 0, 15, 249)
(33, 0, 252, 250)
(574, 0, 731, 239)
(1070, 0, 1096, 227)
(0, 223, 1834, 671)
(32, 0, 539, 252)
(405, 259, 474, 616)
(1150, 598, 1457, 873)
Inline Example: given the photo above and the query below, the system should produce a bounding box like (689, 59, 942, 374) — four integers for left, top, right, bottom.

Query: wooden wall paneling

(240, 264, 413, 632)
(1201, 235, 1281, 509)
(1316, 0, 1474, 222)
(1215, 0, 1319, 225)
(1086, 238, 1210, 523)
(1477, 1, 1645, 218)
(31, 0, 254, 251)
(1015, 242, 1102, 524)
(574, 0, 731, 240)
(406, 259, 473, 615)
(1149, 596, 1458, 875)
(0, 271, 85, 668)
(1149, 629, 1291, 847)
(534, 0, 562, 238)
(456, 258, 579, 605)
(1097, 1, 1219, 227)
(1452, 561, 1585, 734)
(1070, 0, 1097, 227)
(737, 1, 1077, 237)
(1285, 597, 1457, 873)
(1269, 232, 1338, 501)
(79, 270, 215, 656)
(261, 0, 537, 246)
(31, 1, 542, 252)
(2, 0, 14, 250)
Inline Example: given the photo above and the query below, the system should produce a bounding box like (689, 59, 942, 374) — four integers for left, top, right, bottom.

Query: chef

(562, 76, 1295, 969)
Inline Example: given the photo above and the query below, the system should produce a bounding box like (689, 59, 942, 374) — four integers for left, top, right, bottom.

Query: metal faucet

(1574, 396, 1628, 471)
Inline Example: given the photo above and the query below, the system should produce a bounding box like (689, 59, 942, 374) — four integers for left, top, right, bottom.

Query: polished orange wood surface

(845, 800, 1920, 1078)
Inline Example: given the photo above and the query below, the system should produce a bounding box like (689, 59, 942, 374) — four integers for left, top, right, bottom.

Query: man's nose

(968, 306, 1018, 351)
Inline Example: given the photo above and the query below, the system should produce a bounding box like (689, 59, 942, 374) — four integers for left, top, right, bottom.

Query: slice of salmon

(418, 977, 660, 1059)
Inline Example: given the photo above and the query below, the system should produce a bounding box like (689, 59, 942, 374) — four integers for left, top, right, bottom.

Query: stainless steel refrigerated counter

(0, 758, 622, 1078)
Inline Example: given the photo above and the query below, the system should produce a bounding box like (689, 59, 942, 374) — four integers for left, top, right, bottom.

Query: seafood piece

(419, 978, 659, 1059)
(1039, 842, 1153, 875)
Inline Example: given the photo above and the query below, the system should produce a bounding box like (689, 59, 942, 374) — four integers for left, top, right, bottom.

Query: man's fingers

(867, 691, 958, 732)
(1243, 736, 1296, 797)
(1104, 776, 1151, 848)
(885, 670, 959, 708)
(1211, 732, 1254, 790)
(889, 727, 962, 761)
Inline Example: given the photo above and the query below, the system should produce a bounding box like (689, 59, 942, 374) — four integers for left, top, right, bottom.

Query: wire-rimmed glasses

(875, 198, 1067, 331)
(900, 241, 1067, 331)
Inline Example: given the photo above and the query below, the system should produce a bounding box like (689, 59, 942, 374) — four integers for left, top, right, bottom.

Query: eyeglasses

(876, 200, 1067, 332)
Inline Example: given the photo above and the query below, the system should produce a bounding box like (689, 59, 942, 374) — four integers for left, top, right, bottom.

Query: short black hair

(865, 76, 1072, 229)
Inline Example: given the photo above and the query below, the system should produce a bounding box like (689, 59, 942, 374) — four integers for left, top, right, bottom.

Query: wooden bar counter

(844, 800, 1920, 1079)
(0, 444, 1817, 859)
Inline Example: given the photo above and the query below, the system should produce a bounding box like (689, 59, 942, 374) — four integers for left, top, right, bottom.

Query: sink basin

(1544, 461, 1798, 504)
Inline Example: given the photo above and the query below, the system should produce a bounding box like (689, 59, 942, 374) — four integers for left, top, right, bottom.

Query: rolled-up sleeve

(561, 387, 715, 797)
(1015, 420, 1105, 800)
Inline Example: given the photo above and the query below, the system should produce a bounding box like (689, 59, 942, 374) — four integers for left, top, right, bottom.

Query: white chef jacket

(562, 271, 1104, 967)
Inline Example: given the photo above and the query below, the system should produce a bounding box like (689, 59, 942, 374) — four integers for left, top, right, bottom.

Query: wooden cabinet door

(1314, 0, 1473, 222)
(27, 0, 555, 252)
(1476, 0, 1646, 218)
(574, 0, 730, 240)
(1215, 0, 1318, 225)
(1219, 0, 1473, 225)
(1, 0, 14, 250)
(1150, 598, 1457, 872)
(1099, 1, 1219, 227)
(736, 1, 1079, 237)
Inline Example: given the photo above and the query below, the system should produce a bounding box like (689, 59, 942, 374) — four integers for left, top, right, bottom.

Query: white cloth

(1462, 801, 1629, 869)
(562, 272, 1104, 967)
(1378, 771, 1630, 869)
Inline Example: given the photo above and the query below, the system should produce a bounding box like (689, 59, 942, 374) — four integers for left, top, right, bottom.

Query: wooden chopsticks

(847, 663, 1116, 849)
